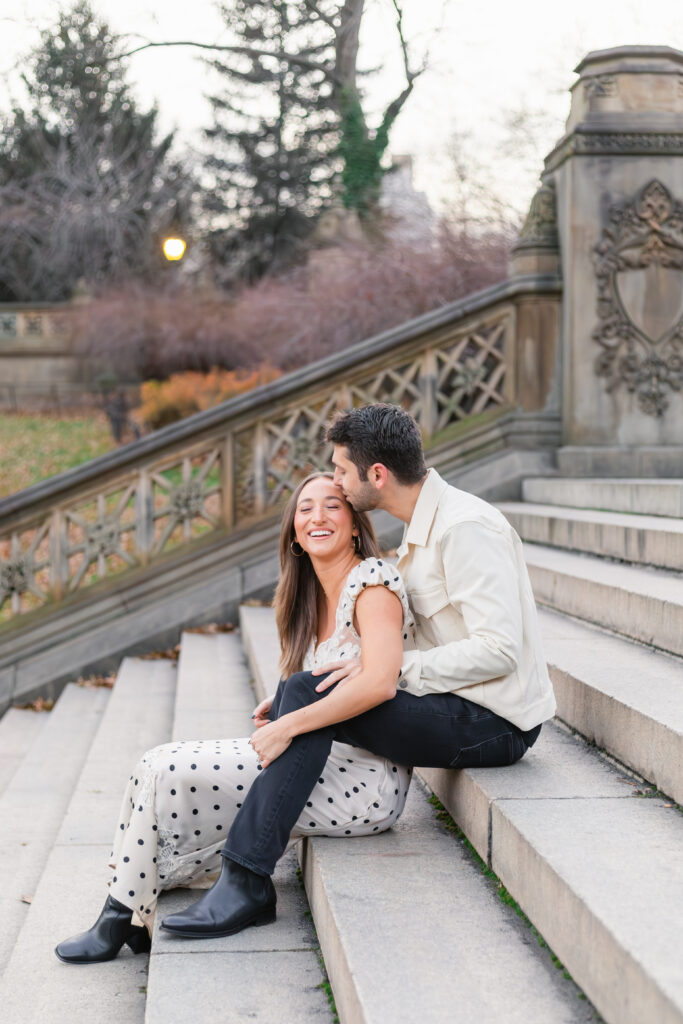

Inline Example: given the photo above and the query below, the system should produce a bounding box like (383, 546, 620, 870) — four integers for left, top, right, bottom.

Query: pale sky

(2, 0, 683, 217)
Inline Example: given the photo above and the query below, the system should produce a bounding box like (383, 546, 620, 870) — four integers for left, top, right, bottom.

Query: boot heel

(253, 907, 276, 927)
(126, 928, 152, 954)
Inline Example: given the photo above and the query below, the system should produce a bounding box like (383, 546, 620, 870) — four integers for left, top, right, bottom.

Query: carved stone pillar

(545, 46, 683, 462)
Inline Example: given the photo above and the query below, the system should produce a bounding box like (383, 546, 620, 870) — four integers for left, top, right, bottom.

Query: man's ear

(367, 463, 389, 490)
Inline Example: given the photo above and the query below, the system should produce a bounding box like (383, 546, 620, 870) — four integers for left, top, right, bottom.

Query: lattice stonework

(147, 447, 223, 556)
(0, 307, 513, 623)
(0, 519, 52, 616)
(262, 394, 342, 510)
(63, 483, 139, 593)
(350, 360, 424, 422)
(435, 322, 507, 429)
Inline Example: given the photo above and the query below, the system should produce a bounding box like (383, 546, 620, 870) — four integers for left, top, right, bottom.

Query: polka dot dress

(108, 557, 414, 930)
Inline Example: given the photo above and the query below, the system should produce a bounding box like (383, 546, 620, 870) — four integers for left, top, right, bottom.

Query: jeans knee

(283, 670, 316, 694)
(279, 670, 319, 710)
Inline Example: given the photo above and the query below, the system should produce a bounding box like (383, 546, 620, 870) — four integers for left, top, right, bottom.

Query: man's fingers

(312, 661, 345, 676)
(315, 671, 342, 692)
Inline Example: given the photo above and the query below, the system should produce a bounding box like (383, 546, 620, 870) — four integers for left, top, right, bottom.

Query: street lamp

(162, 236, 187, 262)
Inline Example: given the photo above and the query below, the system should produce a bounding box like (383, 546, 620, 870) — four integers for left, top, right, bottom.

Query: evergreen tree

(0, 1, 191, 301)
(203, 0, 340, 282)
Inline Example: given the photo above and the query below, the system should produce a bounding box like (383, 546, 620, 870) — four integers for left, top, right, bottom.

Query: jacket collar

(396, 468, 448, 557)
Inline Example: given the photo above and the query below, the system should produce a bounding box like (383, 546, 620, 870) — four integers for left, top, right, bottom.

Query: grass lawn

(0, 412, 116, 498)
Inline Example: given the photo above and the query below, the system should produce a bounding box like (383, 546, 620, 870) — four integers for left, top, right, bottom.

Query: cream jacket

(396, 469, 556, 731)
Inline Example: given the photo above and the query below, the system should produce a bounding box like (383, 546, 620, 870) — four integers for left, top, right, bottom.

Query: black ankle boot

(160, 857, 276, 939)
(55, 895, 152, 964)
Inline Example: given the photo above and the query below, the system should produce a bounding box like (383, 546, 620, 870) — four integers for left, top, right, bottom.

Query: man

(161, 403, 555, 939)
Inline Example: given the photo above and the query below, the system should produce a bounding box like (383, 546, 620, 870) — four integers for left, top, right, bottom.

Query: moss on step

(296, 866, 339, 1023)
(428, 794, 606, 1022)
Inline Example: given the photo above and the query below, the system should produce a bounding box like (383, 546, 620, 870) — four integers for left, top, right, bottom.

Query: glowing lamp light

(162, 237, 186, 261)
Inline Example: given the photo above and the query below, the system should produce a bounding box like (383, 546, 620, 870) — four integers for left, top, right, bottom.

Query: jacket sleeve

(399, 520, 523, 694)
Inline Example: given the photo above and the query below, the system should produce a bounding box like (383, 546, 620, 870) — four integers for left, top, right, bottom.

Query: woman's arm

(249, 586, 403, 767)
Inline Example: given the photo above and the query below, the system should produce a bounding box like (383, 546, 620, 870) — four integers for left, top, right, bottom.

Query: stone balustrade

(0, 275, 562, 626)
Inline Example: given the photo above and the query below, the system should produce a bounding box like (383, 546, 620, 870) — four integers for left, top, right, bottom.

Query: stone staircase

(0, 477, 681, 1023)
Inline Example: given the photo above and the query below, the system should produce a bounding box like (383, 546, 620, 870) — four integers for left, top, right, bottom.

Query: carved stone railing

(0, 275, 561, 628)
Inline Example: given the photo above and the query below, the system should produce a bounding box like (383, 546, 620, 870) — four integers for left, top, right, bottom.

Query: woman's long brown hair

(273, 471, 380, 678)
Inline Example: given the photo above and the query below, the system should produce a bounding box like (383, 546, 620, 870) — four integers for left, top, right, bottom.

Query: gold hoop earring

(353, 535, 360, 555)
(290, 539, 304, 557)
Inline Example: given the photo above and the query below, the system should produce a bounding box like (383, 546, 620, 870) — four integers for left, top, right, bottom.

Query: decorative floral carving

(545, 132, 683, 173)
(0, 313, 17, 338)
(515, 181, 558, 250)
(86, 518, 120, 557)
(583, 74, 617, 99)
(592, 179, 683, 416)
(0, 555, 30, 595)
(169, 479, 205, 519)
(24, 315, 43, 337)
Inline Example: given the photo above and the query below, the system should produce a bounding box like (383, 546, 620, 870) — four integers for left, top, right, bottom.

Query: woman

(55, 471, 414, 964)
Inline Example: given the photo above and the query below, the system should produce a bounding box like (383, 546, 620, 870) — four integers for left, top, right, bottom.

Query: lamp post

(162, 236, 187, 262)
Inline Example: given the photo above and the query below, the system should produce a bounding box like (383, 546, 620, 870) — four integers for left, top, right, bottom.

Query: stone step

(521, 477, 683, 517)
(0, 682, 110, 980)
(538, 608, 683, 805)
(146, 631, 330, 1024)
(523, 543, 683, 657)
(499, 501, 683, 570)
(240, 606, 601, 1024)
(1, 658, 176, 1023)
(420, 721, 683, 1024)
(0, 706, 47, 795)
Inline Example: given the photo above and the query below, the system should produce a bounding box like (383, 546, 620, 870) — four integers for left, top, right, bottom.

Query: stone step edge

(417, 735, 683, 1024)
(523, 543, 682, 659)
(0, 657, 176, 1019)
(0, 707, 48, 797)
(0, 683, 111, 981)
(521, 477, 683, 518)
(499, 502, 683, 572)
(500, 500, 683, 530)
(537, 608, 683, 806)
(145, 626, 331, 1024)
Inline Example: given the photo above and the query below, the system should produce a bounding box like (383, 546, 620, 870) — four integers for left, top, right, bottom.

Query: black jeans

(221, 671, 541, 876)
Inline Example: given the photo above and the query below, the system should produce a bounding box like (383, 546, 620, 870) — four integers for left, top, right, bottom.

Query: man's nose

(333, 469, 342, 485)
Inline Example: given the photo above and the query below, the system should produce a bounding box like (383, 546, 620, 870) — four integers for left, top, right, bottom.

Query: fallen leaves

(185, 622, 235, 634)
(14, 696, 54, 712)
(76, 673, 116, 689)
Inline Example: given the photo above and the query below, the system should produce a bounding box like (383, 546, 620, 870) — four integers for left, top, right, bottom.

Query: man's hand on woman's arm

(312, 657, 362, 692)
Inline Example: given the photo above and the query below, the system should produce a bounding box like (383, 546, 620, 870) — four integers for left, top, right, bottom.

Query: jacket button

(399, 680, 408, 689)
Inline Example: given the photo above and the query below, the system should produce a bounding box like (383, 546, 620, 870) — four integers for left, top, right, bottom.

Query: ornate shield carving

(592, 180, 683, 416)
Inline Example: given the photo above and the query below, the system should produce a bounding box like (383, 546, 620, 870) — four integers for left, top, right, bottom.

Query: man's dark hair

(326, 404, 427, 484)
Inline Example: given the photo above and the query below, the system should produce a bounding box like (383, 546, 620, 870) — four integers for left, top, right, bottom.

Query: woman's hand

(249, 717, 293, 768)
(252, 694, 274, 728)
(312, 658, 362, 692)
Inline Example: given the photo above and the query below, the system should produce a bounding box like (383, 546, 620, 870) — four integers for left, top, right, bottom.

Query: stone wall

(0, 305, 86, 409)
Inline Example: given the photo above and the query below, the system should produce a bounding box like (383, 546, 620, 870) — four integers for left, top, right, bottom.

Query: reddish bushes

(75, 225, 511, 382)
(137, 365, 282, 429)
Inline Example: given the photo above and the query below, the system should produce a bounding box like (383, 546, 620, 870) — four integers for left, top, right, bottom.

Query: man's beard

(345, 483, 379, 513)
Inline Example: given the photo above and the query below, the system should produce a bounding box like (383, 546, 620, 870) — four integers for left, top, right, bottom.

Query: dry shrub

(138, 364, 282, 429)
(75, 222, 511, 381)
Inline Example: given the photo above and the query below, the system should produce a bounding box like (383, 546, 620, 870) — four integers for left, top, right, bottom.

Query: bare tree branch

(302, 1, 338, 29)
(376, 1, 428, 138)
(117, 38, 337, 81)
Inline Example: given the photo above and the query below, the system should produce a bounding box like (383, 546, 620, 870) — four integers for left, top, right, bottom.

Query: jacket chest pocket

(410, 584, 450, 620)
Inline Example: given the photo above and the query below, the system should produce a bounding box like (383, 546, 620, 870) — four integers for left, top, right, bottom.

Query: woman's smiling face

(293, 476, 356, 560)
